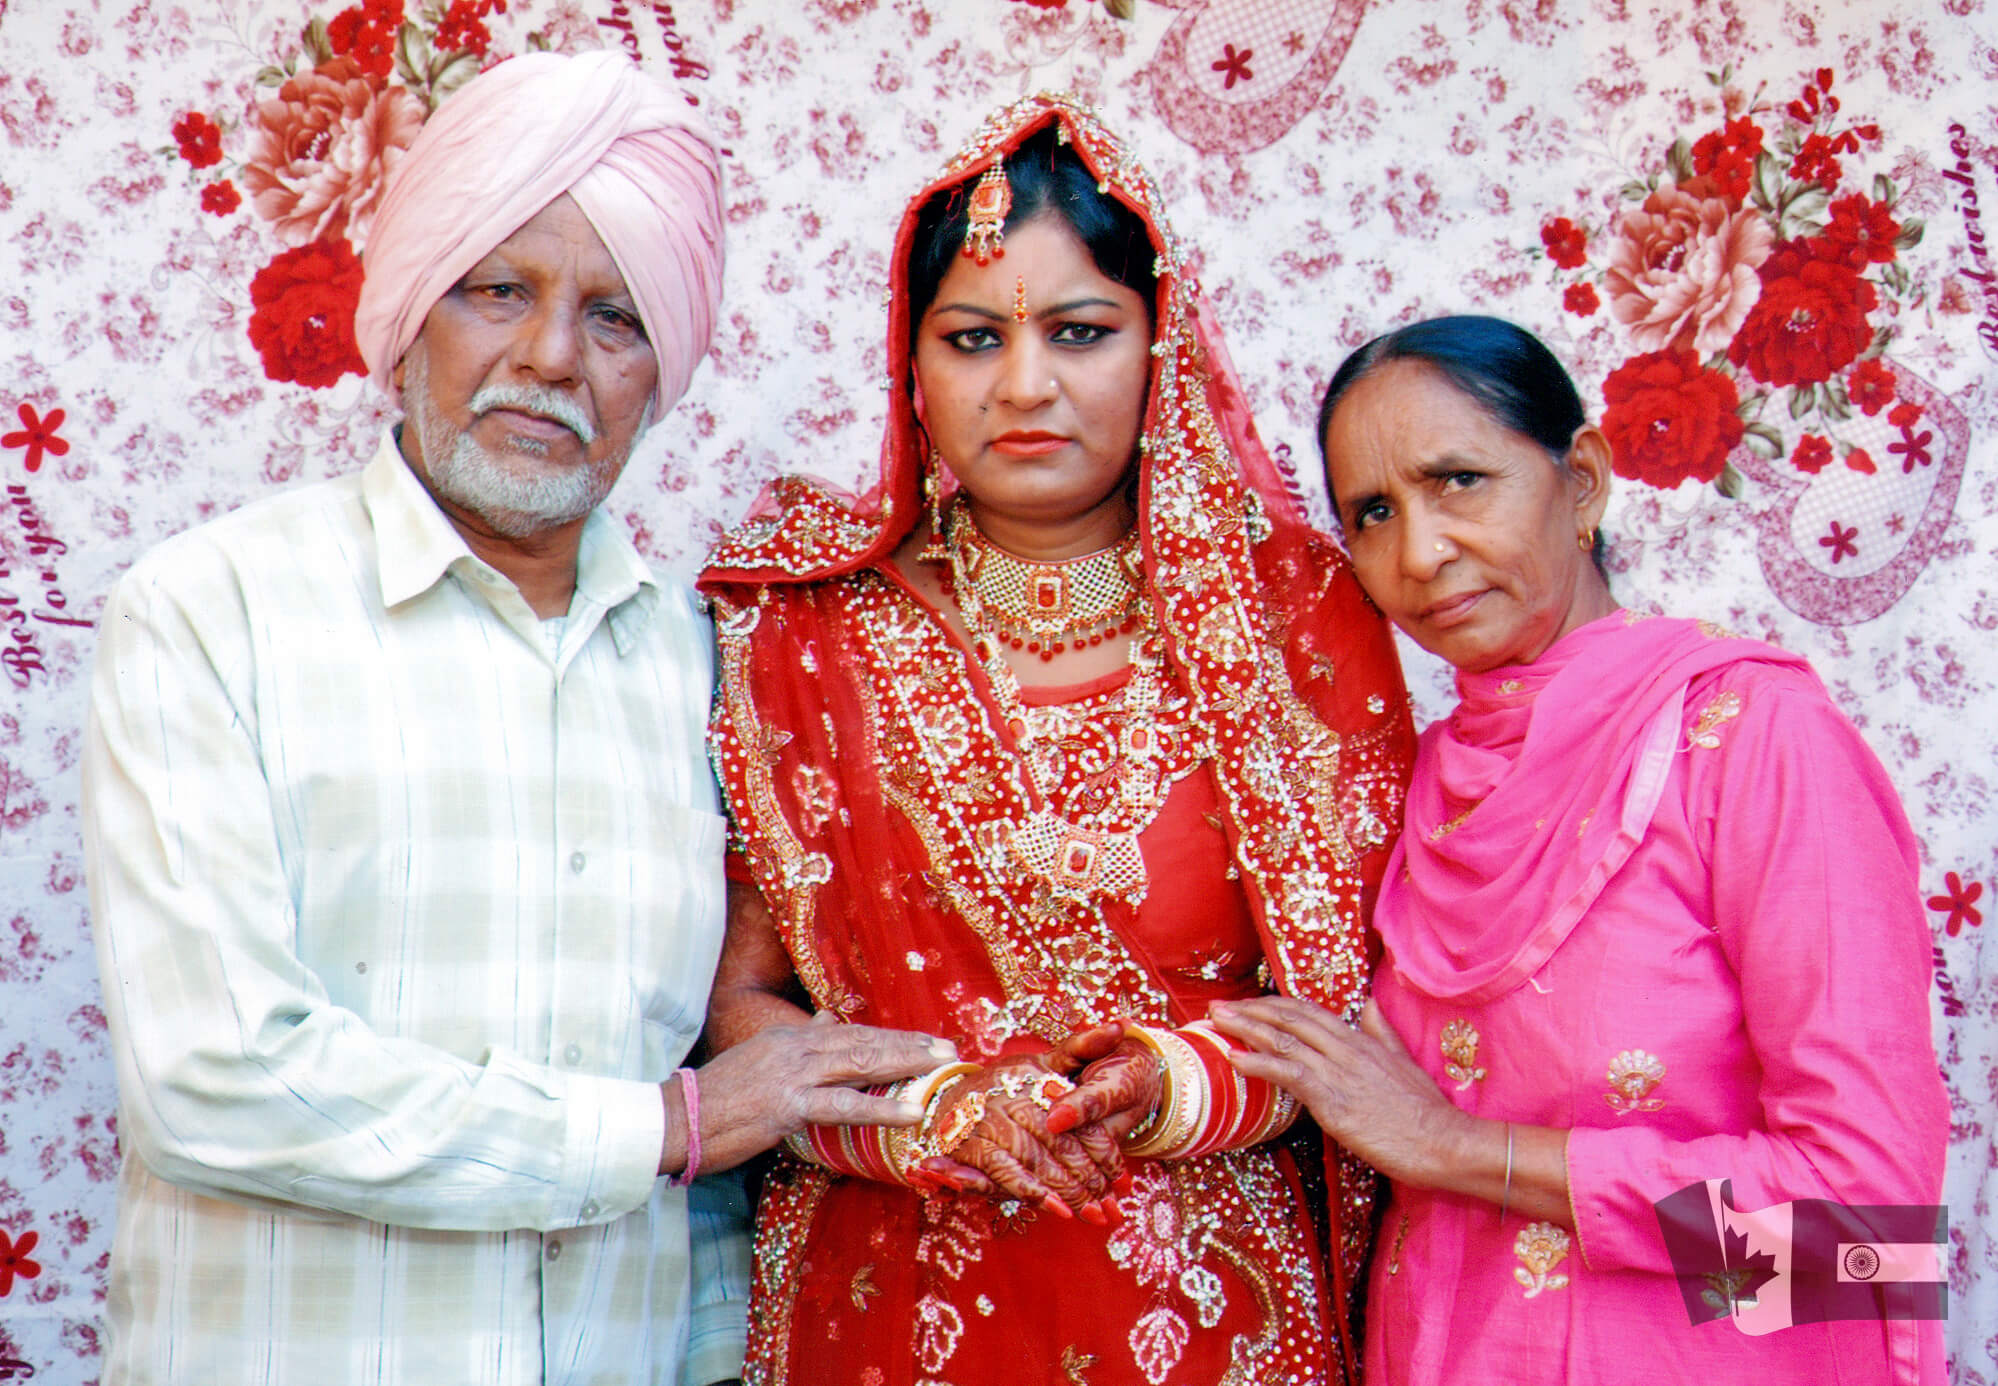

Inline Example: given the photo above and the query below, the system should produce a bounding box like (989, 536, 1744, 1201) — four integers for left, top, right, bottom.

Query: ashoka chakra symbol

(1843, 1244, 1881, 1280)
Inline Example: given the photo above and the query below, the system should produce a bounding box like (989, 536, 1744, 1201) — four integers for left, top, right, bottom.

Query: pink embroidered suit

(1365, 611, 1948, 1384)
(701, 97, 1414, 1386)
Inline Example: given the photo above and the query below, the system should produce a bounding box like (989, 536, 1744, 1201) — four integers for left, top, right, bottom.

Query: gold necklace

(942, 500, 1143, 661)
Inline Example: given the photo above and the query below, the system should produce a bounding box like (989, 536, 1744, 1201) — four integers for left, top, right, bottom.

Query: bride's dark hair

(905, 122, 1159, 338)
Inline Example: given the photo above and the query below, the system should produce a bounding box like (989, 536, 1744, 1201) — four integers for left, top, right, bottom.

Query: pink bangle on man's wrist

(668, 1066, 701, 1187)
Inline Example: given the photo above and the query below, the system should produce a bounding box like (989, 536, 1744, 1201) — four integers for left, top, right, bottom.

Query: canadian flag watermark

(1655, 1179, 1947, 1332)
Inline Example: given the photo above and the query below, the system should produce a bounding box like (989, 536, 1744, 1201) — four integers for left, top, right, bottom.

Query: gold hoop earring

(1578, 529, 1595, 552)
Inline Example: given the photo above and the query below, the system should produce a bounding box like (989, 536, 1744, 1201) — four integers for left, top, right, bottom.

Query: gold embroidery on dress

(1440, 1018, 1487, 1089)
(1060, 1345, 1098, 1384)
(1497, 678, 1523, 694)
(1697, 618, 1740, 641)
(849, 1263, 879, 1311)
(1429, 803, 1477, 842)
(1684, 691, 1743, 751)
(1385, 1212, 1410, 1275)
(1513, 1222, 1572, 1298)
(1603, 1049, 1666, 1115)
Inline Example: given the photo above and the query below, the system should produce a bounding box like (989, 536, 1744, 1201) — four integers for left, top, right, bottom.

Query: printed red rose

(200, 179, 242, 215)
(1844, 446, 1877, 475)
(1788, 132, 1845, 191)
(246, 237, 368, 389)
(1600, 349, 1744, 489)
(1725, 242, 1879, 387)
(1540, 216, 1588, 269)
(1690, 116, 1763, 203)
(172, 111, 224, 169)
(1814, 194, 1901, 269)
(1563, 282, 1599, 315)
(327, 0, 405, 79)
(1888, 400, 1924, 428)
(1791, 433, 1832, 475)
(1846, 358, 1896, 415)
(436, 0, 508, 56)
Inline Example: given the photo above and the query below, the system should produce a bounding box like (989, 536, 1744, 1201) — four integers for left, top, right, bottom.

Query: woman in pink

(1216, 316, 1948, 1384)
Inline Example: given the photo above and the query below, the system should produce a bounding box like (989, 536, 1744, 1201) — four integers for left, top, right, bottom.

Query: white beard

(402, 342, 640, 540)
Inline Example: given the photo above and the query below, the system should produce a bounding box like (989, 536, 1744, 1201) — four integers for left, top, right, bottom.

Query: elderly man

(82, 52, 947, 1385)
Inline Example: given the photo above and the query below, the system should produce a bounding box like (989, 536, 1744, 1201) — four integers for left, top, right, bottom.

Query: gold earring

(918, 452, 949, 564)
(1578, 528, 1595, 552)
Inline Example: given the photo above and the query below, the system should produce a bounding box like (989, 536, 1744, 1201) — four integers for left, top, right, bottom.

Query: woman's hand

(1046, 1035, 1164, 1143)
(1208, 996, 1474, 1188)
(913, 1023, 1133, 1222)
(1213, 996, 1575, 1224)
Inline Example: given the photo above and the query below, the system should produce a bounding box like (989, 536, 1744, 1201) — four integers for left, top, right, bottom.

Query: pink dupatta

(1382, 612, 1812, 1006)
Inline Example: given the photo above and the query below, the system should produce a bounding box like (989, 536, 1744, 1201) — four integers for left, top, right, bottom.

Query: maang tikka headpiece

(962, 160, 1012, 265)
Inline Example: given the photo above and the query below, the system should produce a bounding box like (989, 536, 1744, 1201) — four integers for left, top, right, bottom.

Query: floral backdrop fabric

(1, 0, 1994, 1378)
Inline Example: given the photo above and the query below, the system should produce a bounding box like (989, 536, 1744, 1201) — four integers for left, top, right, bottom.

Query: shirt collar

(362, 432, 662, 654)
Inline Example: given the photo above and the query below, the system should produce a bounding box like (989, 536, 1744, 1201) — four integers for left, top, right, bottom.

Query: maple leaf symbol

(1706, 1225, 1779, 1312)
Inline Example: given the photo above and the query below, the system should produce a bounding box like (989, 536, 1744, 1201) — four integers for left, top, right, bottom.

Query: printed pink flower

(2, 402, 70, 473)
(1600, 349, 1744, 488)
(0, 1228, 40, 1297)
(1928, 872, 1984, 936)
(1602, 182, 1773, 354)
(1819, 519, 1859, 562)
(241, 57, 426, 248)
(1790, 433, 1832, 475)
(1726, 242, 1878, 387)
(1889, 427, 1932, 472)
(1846, 359, 1896, 415)
(172, 111, 224, 168)
(1541, 216, 1588, 269)
(200, 179, 242, 216)
(1563, 282, 1600, 316)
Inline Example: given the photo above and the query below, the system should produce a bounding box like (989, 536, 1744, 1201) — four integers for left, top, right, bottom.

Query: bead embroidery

(1440, 1018, 1487, 1089)
(1684, 691, 1743, 751)
(1603, 1048, 1667, 1115)
(1513, 1222, 1573, 1298)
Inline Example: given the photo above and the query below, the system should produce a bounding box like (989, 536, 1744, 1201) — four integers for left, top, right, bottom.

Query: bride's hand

(911, 1023, 1130, 1222)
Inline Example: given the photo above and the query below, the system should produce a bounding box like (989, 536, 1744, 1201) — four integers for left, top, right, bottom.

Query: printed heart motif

(1732, 369, 1968, 625)
(1143, 0, 1371, 153)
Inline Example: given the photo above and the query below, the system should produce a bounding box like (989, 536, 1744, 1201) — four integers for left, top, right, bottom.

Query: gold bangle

(888, 1065, 983, 1183)
(1123, 1026, 1206, 1159)
(1499, 1122, 1515, 1221)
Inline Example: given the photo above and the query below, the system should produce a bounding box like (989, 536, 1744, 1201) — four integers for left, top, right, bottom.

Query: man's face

(395, 194, 658, 540)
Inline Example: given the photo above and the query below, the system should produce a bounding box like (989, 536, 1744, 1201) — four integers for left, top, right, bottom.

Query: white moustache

(468, 384, 597, 446)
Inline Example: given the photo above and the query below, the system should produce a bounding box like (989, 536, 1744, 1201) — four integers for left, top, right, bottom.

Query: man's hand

(662, 1012, 955, 1177)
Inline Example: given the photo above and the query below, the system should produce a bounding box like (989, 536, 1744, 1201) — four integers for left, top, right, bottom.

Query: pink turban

(353, 50, 723, 425)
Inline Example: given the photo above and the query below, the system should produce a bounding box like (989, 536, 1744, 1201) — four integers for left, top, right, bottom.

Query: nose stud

(1434, 542, 1447, 553)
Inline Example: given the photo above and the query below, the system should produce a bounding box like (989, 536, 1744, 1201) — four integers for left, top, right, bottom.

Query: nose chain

(940, 497, 1144, 660)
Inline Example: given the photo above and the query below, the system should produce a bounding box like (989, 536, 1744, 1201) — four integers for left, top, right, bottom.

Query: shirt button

(569, 851, 587, 874)
(546, 1239, 562, 1260)
(564, 1043, 583, 1066)
(580, 1200, 600, 1220)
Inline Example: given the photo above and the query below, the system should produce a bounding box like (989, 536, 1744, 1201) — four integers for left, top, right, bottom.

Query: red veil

(703, 95, 1413, 1384)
